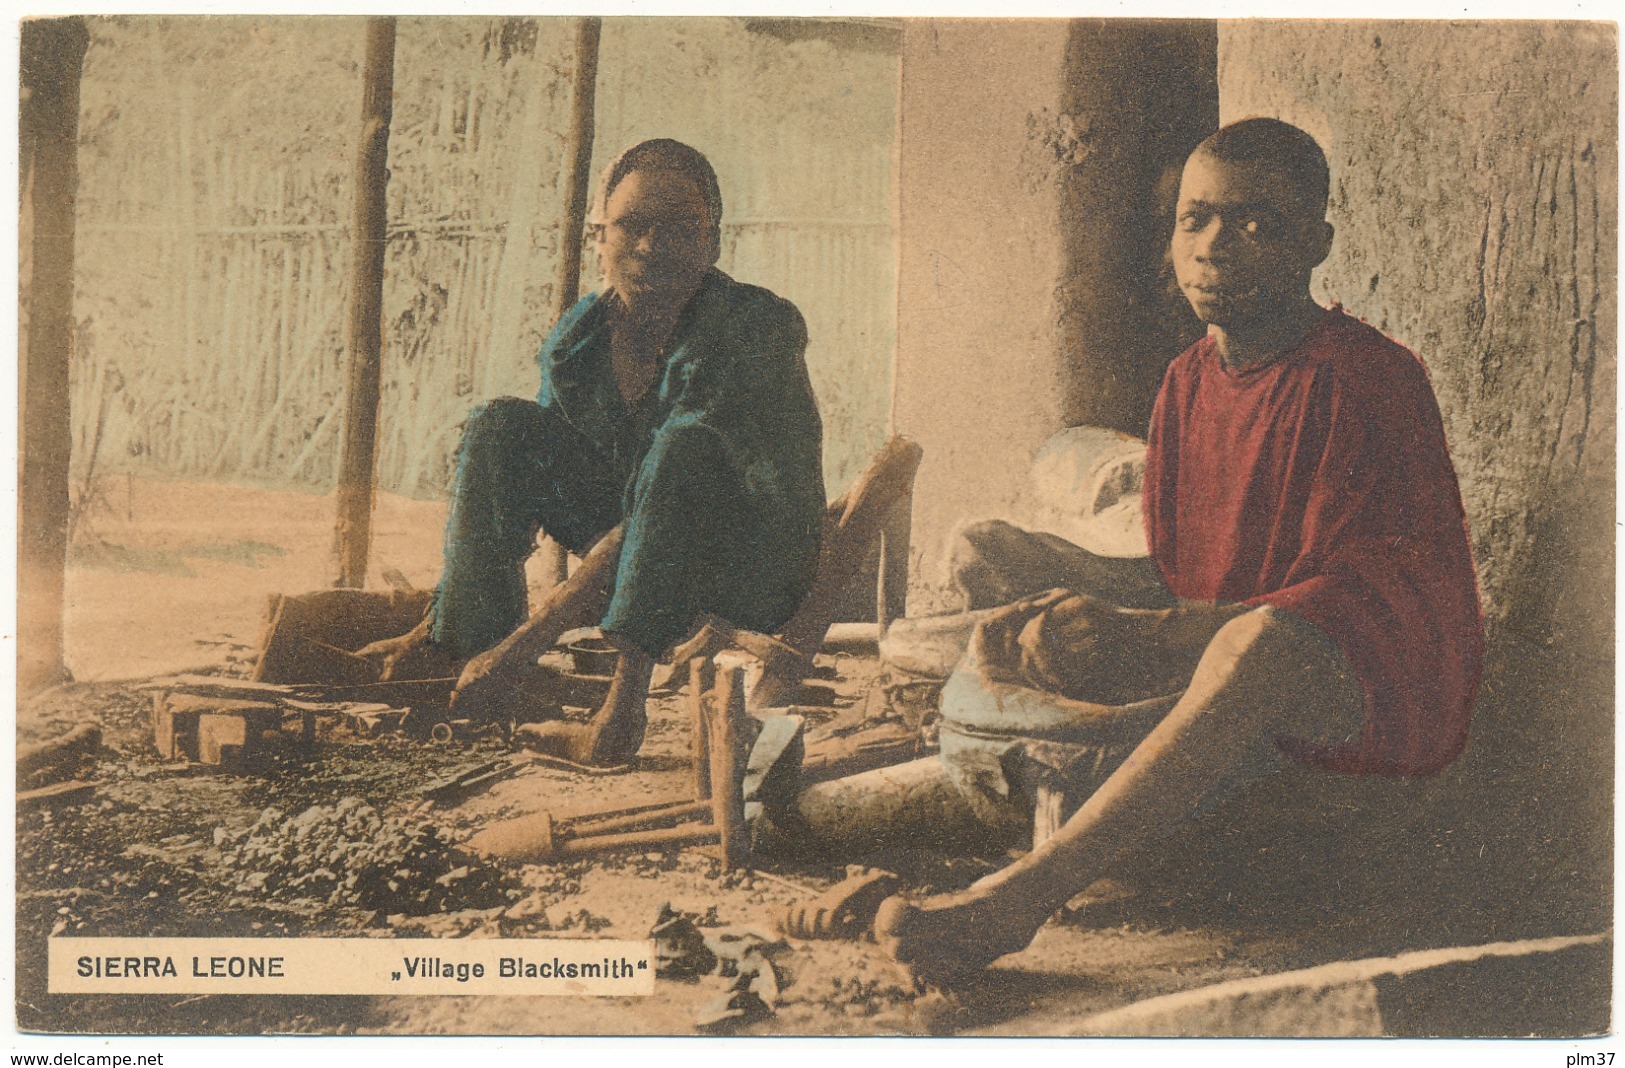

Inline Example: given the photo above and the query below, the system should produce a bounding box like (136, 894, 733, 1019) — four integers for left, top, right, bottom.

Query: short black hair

(598, 138, 723, 232)
(1192, 118, 1329, 216)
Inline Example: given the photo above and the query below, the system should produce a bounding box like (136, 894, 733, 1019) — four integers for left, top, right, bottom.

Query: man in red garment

(875, 118, 1484, 979)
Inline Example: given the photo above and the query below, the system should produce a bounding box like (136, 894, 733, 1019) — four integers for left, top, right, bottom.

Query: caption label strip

(49, 937, 655, 996)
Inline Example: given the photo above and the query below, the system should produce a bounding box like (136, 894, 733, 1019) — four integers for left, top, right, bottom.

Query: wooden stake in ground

(537, 16, 603, 591)
(18, 17, 90, 694)
(709, 665, 748, 870)
(689, 658, 716, 800)
(333, 17, 397, 589)
(554, 15, 602, 324)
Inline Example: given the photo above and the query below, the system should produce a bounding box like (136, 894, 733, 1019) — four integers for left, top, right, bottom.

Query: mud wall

(1219, 21, 1617, 652)
(892, 20, 1074, 615)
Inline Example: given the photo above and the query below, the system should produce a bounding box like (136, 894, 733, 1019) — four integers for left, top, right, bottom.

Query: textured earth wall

(1220, 21, 1617, 652)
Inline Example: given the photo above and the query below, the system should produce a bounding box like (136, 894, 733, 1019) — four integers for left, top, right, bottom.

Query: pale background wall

(893, 20, 1216, 613)
(891, 20, 1076, 615)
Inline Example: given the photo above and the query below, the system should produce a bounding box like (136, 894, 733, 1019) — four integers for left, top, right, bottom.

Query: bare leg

(876, 606, 1362, 980)
(519, 636, 654, 765)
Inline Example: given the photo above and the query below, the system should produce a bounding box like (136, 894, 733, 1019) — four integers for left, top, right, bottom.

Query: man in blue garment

(364, 140, 825, 766)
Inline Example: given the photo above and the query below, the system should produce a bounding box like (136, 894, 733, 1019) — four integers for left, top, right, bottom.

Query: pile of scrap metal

(649, 902, 785, 1031)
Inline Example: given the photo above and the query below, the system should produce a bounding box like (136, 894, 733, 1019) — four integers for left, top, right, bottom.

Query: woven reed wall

(71, 16, 898, 501)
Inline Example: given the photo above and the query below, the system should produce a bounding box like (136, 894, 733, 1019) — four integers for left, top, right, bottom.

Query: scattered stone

(214, 797, 510, 915)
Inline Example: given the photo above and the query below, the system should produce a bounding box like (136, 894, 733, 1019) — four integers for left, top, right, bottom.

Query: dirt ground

(17, 477, 1611, 1037)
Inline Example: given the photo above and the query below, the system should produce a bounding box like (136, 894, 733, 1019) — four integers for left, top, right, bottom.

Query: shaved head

(1190, 118, 1329, 221)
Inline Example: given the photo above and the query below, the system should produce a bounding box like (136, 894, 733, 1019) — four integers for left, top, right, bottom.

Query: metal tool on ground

(18, 779, 98, 810)
(418, 759, 525, 803)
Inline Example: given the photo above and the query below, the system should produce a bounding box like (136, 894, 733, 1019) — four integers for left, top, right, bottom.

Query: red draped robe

(1144, 307, 1484, 777)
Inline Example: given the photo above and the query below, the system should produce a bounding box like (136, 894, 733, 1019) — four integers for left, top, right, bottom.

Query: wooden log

(749, 436, 923, 710)
(18, 17, 90, 694)
(754, 758, 999, 860)
(18, 723, 100, 782)
(334, 16, 397, 588)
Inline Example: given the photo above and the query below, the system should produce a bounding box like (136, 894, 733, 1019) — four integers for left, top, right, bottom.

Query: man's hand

(970, 588, 1248, 705)
(355, 617, 431, 682)
(970, 588, 1072, 684)
(450, 641, 522, 721)
(972, 588, 1141, 700)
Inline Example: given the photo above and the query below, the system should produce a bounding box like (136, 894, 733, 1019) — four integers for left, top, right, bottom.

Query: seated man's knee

(1207, 605, 1321, 661)
(462, 396, 542, 447)
(1205, 607, 1361, 733)
(647, 420, 725, 459)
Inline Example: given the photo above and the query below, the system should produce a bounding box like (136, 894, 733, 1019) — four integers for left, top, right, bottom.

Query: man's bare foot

(516, 643, 653, 766)
(872, 885, 1050, 984)
(518, 710, 645, 767)
(450, 642, 527, 719)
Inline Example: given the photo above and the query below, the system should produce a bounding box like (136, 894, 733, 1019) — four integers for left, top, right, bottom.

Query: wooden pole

(18, 17, 90, 694)
(554, 16, 601, 328)
(333, 17, 396, 588)
(709, 665, 748, 870)
(538, 15, 602, 589)
(688, 658, 715, 800)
